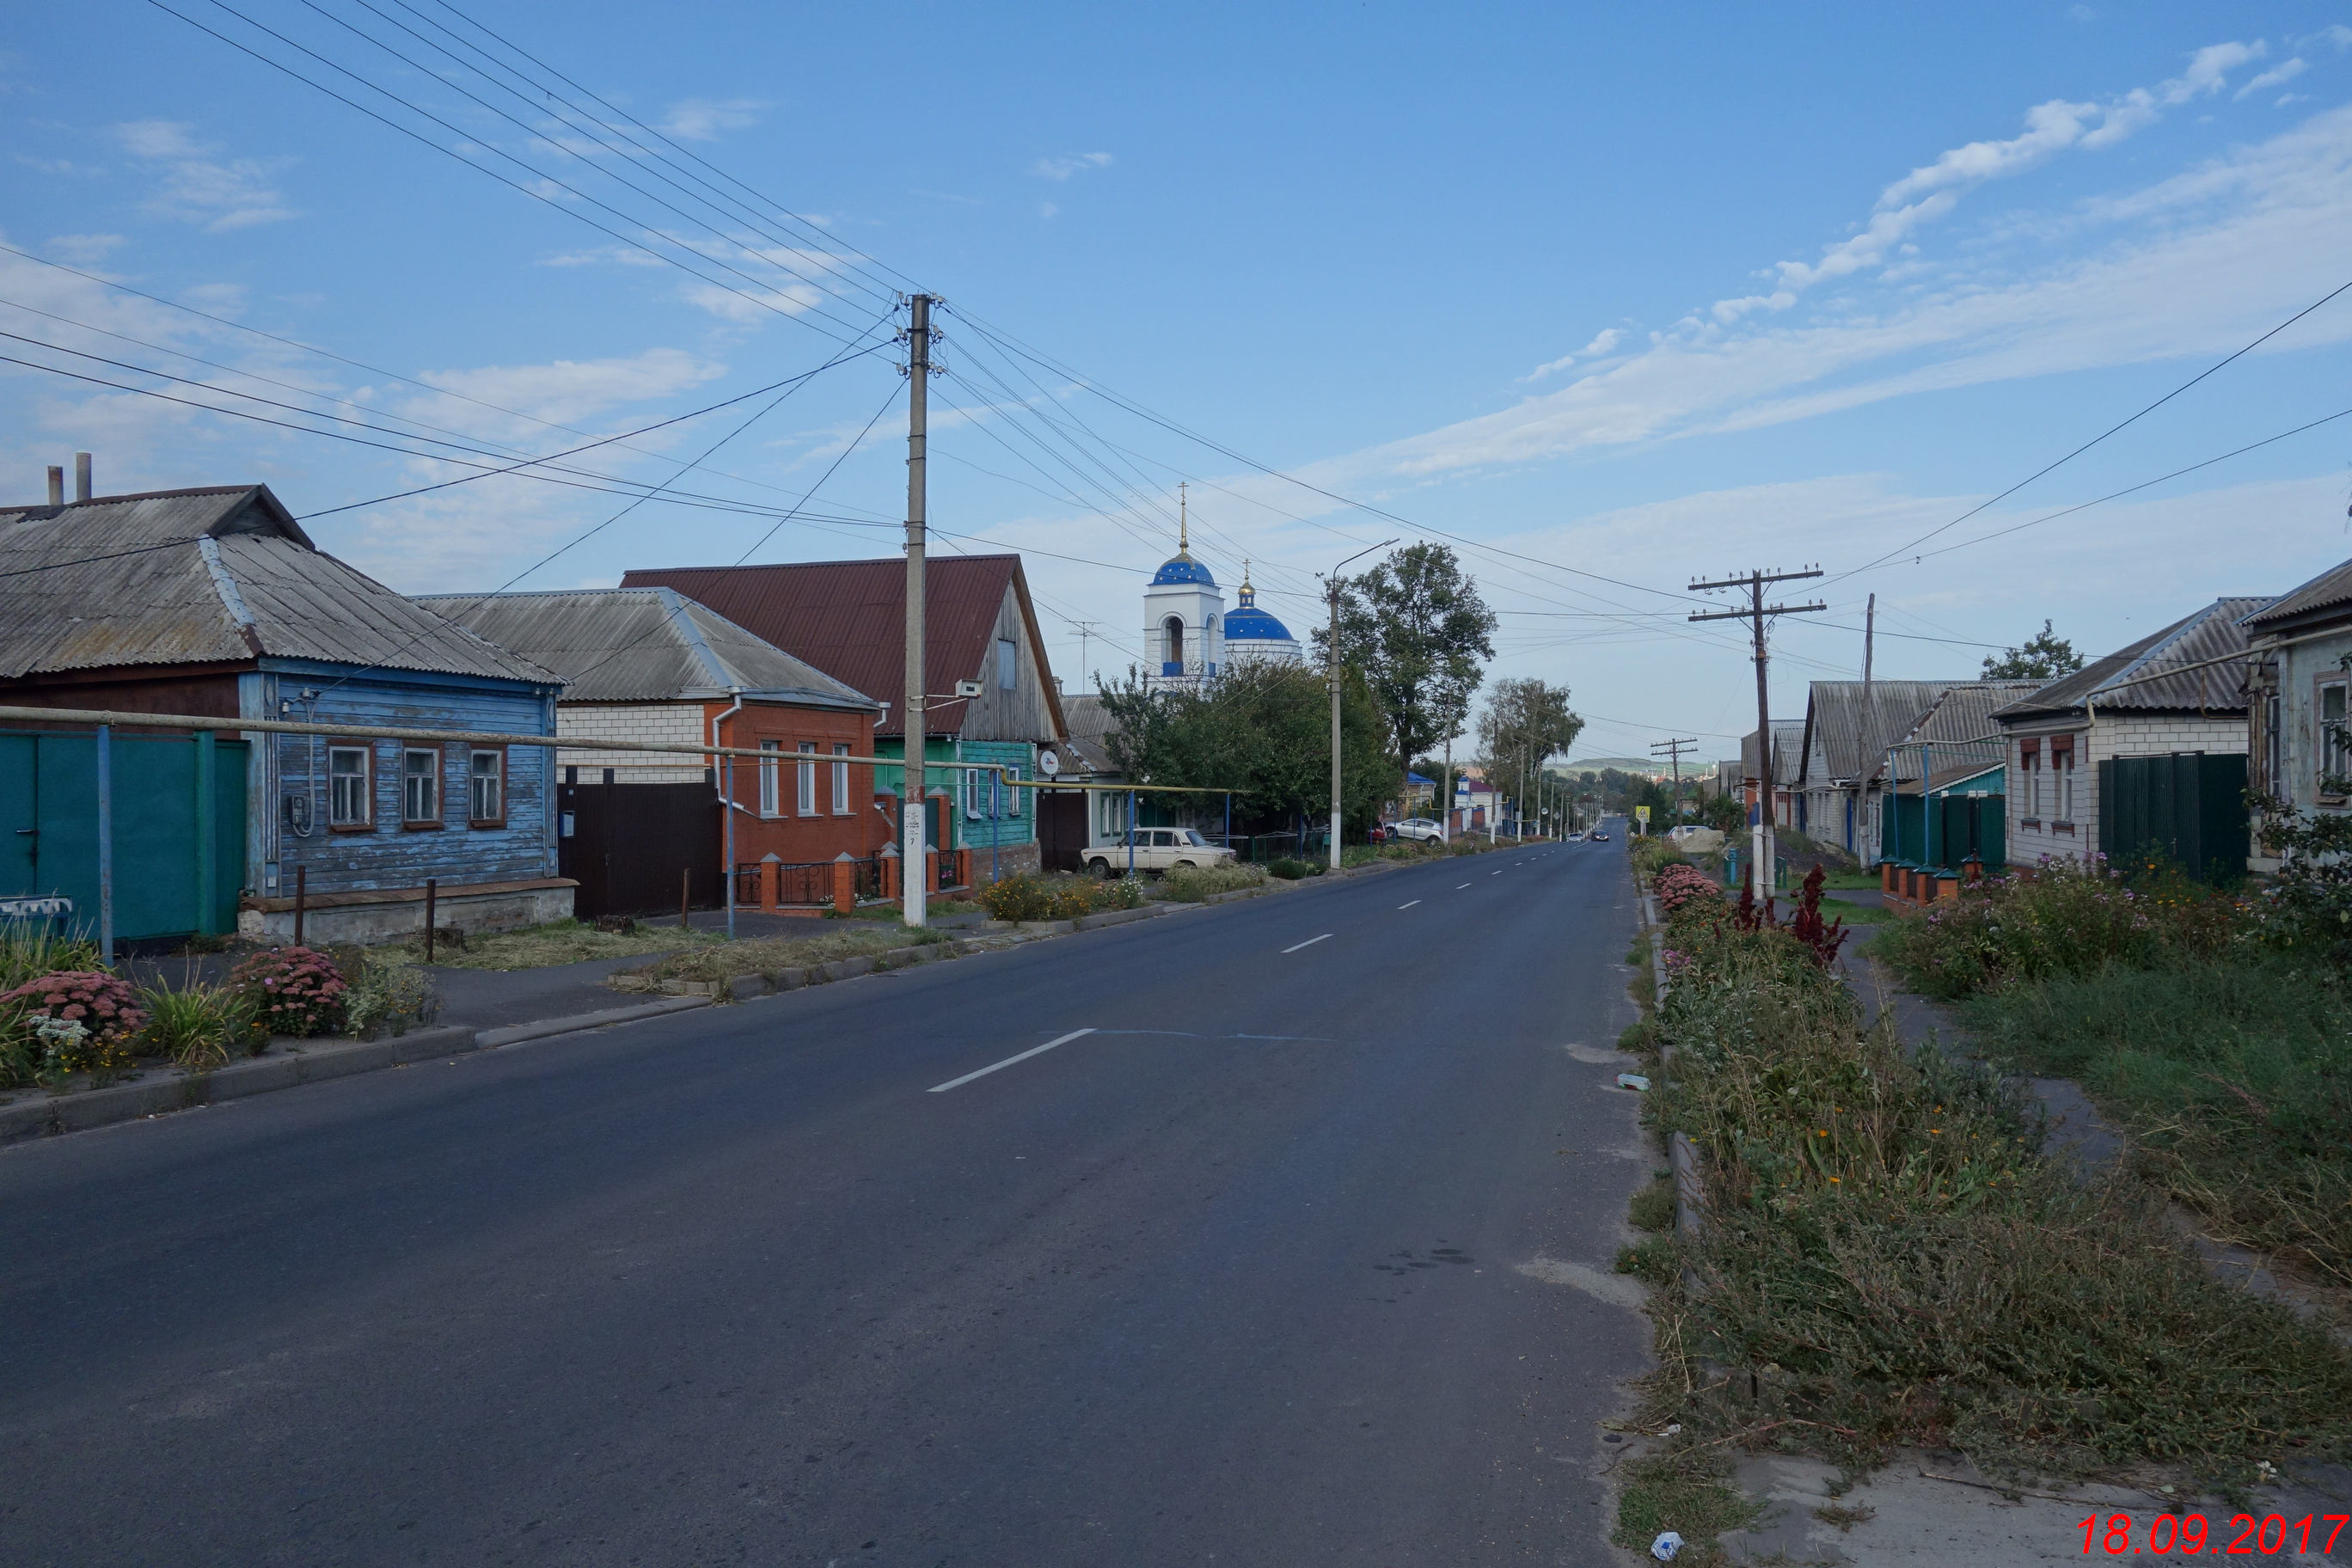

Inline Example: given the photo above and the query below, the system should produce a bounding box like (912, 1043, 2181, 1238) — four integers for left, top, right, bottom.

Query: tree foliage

(1475, 677, 1584, 789)
(1097, 661, 1395, 829)
(1311, 543, 1496, 768)
(1982, 620, 2086, 682)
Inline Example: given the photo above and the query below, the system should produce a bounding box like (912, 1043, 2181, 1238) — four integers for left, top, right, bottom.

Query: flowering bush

(2248, 795, 2352, 965)
(1652, 861, 1720, 916)
(1877, 854, 2244, 999)
(228, 946, 349, 1038)
(0, 969, 148, 1082)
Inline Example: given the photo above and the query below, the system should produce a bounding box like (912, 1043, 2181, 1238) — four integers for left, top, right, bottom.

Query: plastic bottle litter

(1651, 1531, 1684, 1561)
(1616, 1073, 1652, 1092)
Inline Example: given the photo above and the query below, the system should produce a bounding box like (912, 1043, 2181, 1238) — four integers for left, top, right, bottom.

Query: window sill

(2052, 821, 2076, 833)
(2020, 818, 2042, 829)
(328, 821, 376, 834)
(468, 818, 505, 830)
(401, 820, 444, 831)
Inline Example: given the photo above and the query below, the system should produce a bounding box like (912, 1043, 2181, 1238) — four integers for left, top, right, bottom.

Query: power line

(1833, 272, 2352, 583)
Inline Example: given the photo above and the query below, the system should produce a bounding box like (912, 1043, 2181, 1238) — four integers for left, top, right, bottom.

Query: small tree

(1982, 620, 2085, 682)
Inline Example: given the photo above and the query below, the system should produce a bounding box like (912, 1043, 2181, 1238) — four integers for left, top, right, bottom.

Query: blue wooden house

(0, 483, 567, 946)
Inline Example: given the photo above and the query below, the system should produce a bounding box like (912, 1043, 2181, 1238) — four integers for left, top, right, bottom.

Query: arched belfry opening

(1164, 616, 1185, 665)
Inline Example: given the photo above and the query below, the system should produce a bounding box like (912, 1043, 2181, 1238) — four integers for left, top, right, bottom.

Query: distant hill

(1559, 756, 1670, 778)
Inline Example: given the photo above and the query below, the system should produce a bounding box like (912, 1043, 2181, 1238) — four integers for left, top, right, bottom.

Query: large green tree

(1982, 620, 2086, 682)
(1311, 544, 1496, 769)
(1098, 661, 1394, 832)
(1476, 678, 1584, 810)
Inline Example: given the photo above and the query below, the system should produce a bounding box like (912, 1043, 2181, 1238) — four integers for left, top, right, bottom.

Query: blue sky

(8, 3, 2352, 761)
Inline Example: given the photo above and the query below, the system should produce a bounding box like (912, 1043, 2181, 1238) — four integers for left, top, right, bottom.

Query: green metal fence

(0, 728, 248, 945)
(2098, 752, 2248, 885)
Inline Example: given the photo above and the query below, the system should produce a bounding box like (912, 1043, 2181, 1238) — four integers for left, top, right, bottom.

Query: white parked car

(1387, 818, 1445, 843)
(1087, 827, 1236, 877)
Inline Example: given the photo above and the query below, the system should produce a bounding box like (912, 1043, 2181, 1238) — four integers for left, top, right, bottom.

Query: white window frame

(328, 745, 371, 828)
(401, 747, 441, 826)
(797, 742, 818, 816)
(2055, 749, 2073, 825)
(468, 748, 505, 825)
(1005, 761, 1022, 817)
(832, 744, 852, 815)
(759, 739, 781, 817)
(2323, 682, 2351, 793)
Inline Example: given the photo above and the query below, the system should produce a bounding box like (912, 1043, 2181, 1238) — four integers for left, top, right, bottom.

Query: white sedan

(1386, 818, 1446, 843)
(1087, 827, 1236, 877)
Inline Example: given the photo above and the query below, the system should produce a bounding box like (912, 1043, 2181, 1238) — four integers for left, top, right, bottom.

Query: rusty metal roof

(1993, 597, 2272, 720)
(0, 486, 554, 685)
(420, 588, 876, 709)
(620, 554, 1069, 739)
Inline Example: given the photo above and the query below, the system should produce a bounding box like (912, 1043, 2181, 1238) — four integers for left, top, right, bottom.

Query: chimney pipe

(46, 466, 64, 506)
(74, 452, 92, 503)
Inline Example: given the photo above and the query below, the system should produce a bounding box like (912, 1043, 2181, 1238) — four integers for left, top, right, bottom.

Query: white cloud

(2301, 23, 2352, 52)
(407, 347, 726, 431)
(2238, 58, 2308, 98)
(1033, 152, 1113, 181)
(115, 120, 292, 231)
(45, 233, 123, 264)
(1522, 328, 1628, 383)
(658, 99, 766, 141)
(1038, 200, 1059, 220)
(1724, 40, 2266, 320)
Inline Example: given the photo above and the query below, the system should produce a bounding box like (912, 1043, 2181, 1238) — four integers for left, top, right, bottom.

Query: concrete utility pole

(1323, 539, 1393, 869)
(1689, 567, 1824, 908)
(1650, 737, 1698, 826)
(903, 294, 934, 928)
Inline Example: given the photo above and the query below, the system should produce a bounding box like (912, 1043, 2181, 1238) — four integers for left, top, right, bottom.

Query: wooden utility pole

(903, 295, 934, 928)
(1649, 737, 1699, 825)
(1689, 567, 1825, 907)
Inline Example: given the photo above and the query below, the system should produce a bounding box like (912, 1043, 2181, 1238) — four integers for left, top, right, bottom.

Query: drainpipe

(712, 689, 744, 940)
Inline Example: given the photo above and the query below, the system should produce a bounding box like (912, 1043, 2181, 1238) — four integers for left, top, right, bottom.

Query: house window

(1005, 761, 1022, 817)
(998, 637, 1018, 690)
(798, 742, 818, 816)
(2264, 691, 2282, 796)
(759, 740, 781, 816)
(328, 746, 371, 829)
(832, 744, 851, 814)
(402, 748, 442, 827)
(2054, 749, 2074, 825)
(469, 749, 505, 826)
(964, 766, 991, 819)
(2324, 683, 2351, 793)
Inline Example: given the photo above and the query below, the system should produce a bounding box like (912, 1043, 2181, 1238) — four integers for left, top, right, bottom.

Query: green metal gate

(0, 729, 248, 942)
(2098, 752, 2248, 885)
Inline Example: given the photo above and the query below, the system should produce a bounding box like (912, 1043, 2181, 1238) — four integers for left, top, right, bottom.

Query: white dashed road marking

(929, 1028, 1098, 1093)
(1398, 900, 1421, 909)
(1283, 934, 1333, 953)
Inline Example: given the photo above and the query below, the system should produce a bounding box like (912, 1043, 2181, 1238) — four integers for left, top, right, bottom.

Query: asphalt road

(0, 830, 1651, 1567)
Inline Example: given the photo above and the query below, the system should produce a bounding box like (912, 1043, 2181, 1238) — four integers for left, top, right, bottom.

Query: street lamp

(1323, 538, 1396, 870)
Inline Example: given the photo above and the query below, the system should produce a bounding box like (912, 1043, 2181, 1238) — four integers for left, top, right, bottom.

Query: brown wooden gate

(558, 779, 721, 919)
(1037, 788, 1088, 873)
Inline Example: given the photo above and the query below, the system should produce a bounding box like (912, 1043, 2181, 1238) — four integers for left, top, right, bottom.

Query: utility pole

(903, 295, 935, 928)
(1072, 622, 1101, 695)
(1689, 567, 1825, 908)
(1323, 539, 1393, 869)
(1650, 737, 1698, 827)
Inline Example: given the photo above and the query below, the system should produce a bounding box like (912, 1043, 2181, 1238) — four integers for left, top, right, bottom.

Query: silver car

(1387, 817, 1445, 843)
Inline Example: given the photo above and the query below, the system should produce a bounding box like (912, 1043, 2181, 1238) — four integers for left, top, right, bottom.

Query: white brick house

(2241, 557, 2352, 873)
(1992, 597, 2269, 869)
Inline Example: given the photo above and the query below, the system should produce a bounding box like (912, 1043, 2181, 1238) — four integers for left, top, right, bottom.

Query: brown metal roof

(420, 588, 876, 708)
(619, 554, 1067, 739)
(0, 486, 554, 685)
(1992, 597, 2272, 720)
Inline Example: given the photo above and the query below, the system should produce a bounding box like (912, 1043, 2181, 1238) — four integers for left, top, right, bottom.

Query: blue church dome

(1223, 581, 1292, 641)
(1149, 554, 1216, 587)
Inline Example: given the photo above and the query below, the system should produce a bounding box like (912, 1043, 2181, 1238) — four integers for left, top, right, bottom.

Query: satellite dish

(1038, 749, 1061, 778)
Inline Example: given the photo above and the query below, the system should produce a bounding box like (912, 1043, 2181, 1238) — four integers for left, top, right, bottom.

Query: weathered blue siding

(955, 739, 1036, 849)
(253, 658, 560, 897)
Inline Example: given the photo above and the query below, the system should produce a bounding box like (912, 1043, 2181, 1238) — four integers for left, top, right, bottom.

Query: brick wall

(2006, 714, 2246, 866)
(556, 702, 707, 782)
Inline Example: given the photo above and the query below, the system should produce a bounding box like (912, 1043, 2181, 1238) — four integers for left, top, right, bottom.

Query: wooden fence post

(425, 878, 438, 962)
(292, 864, 306, 948)
(681, 867, 692, 930)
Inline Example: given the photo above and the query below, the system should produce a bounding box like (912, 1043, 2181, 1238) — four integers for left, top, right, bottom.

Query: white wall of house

(2003, 714, 2246, 867)
(2249, 626, 2352, 871)
(553, 701, 707, 783)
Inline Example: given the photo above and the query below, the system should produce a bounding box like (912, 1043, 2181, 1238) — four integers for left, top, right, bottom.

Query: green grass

(1611, 1452, 1759, 1561)
(625, 925, 949, 984)
(1958, 952, 2352, 1289)
(402, 918, 714, 971)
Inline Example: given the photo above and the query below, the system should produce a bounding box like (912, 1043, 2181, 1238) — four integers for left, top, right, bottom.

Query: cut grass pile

(1616, 901, 2352, 1553)
(625, 924, 948, 984)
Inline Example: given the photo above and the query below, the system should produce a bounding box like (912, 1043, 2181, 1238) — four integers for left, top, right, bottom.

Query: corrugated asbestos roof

(420, 588, 876, 709)
(1993, 597, 2273, 720)
(1056, 693, 1121, 775)
(0, 486, 555, 685)
(619, 554, 1068, 740)
(1798, 679, 1973, 787)
(2242, 558, 2352, 633)
(1740, 720, 1809, 781)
